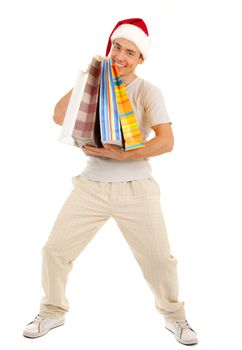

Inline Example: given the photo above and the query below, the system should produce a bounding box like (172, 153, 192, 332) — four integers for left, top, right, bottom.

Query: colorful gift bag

(111, 63, 144, 150)
(71, 55, 103, 148)
(99, 58, 123, 147)
(59, 56, 144, 151)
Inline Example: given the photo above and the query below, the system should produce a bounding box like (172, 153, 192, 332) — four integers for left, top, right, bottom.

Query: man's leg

(111, 178, 185, 321)
(40, 175, 111, 318)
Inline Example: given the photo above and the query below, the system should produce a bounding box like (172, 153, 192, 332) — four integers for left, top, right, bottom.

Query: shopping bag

(58, 69, 88, 146)
(99, 58, 123, 147)
(111, 63, 145, 150)
(71, 55, 103, 148)
(59, 56, 144, 151)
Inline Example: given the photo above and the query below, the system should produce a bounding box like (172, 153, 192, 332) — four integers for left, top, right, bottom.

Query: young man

(23, 18, 198, 346)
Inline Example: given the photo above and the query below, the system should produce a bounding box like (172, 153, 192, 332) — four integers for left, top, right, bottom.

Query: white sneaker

(23, 314, 65, 338)
(165, 319, 198, 345)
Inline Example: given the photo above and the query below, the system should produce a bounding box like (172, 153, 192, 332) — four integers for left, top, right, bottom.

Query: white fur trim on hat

(111, 23, 151, 59)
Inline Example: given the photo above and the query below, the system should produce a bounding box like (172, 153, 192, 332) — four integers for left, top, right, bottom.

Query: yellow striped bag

(111, 63, 144, 151)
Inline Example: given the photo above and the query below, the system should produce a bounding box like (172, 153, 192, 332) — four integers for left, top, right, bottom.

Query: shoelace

(33, 315, 45, 324)
(175, 320, 191, 329)
(175, 320, 196, 338)
(27, 315, 46, 331)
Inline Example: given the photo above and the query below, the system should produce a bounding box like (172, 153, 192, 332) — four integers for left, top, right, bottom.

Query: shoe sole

(165, 326, 198, 346)
(23, 320, 65, 338)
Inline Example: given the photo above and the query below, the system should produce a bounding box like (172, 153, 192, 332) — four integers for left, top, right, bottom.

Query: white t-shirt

(80, 77, 171, 182)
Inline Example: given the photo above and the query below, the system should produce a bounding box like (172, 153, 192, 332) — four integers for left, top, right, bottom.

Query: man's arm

(124, 123, 174, 159)
(83, 123, 174, 160)
(53, 89, 73, 125)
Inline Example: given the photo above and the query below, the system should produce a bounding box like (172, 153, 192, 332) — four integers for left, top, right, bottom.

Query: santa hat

(105, 18, 151, 60)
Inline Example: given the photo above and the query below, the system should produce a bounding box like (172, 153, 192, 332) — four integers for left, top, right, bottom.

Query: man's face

(110, 38, 144, 78)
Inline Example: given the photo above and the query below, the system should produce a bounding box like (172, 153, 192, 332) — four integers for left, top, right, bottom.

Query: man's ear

(138, 54, 144, 64)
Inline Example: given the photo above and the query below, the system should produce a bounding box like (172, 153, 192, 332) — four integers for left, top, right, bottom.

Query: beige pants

(40, 175, 185, 321)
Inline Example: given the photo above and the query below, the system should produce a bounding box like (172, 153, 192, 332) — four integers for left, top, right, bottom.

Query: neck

(122, 73, 137, 86)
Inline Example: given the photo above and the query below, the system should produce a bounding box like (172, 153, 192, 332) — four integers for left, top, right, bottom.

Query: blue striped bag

(99, 58, 124, 147)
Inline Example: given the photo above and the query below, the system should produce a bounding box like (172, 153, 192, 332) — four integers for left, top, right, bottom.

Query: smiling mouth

(115, 63, 126, 70)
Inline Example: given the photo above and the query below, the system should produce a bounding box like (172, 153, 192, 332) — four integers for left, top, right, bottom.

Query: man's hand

(82, 144, 127, 161)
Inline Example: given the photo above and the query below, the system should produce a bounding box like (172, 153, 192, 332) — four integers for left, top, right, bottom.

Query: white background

(0, 0, 242, 349)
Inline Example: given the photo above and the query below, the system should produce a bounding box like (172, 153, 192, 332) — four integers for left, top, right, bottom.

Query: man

(23, 18, 198, 346)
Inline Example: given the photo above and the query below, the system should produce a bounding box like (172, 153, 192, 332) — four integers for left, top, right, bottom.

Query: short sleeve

(143, 85, 172, 127)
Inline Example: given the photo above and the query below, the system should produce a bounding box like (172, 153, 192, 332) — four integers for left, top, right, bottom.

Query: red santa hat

(105, 18, 151, 60)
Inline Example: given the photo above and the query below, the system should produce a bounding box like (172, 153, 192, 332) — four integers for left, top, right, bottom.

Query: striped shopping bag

(71, 55, 103, 148)
(58, 70, 88, 146)
(99, 58, 124, 147)
(111, 63, 144, 151)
